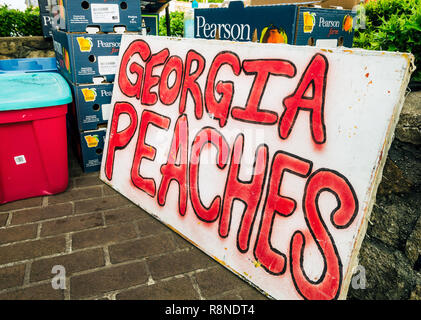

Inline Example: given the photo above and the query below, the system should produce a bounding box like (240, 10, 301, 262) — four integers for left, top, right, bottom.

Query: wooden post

(165, 5, 171, 36)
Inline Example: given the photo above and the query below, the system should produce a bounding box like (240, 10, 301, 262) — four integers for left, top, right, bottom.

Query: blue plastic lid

(0, 57, 57, 74)
(0, 72, 72, 112)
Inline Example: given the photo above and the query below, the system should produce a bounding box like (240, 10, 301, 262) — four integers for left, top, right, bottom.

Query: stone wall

(0, 36, 54, 60)
(0, 36, 420, 300)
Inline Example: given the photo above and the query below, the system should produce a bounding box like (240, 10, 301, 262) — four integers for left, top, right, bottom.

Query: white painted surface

(100, 36, 413, 300)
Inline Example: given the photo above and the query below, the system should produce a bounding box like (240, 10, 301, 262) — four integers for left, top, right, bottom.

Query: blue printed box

(67, 118, 106, 172)
(38, 0, 53, 38)
(69, 82, 113, 131)
(194, 1, 355, 47)
(50, 0, 141, 33)
(40, 11, 53, 38)
(142, 14, 159, 36)
(78, 128, 106, 172)
(295, 7, 355, 47)
(38, 0, 50, 13)
(53, 29, 123, 84)
(195, 2, 297, 43)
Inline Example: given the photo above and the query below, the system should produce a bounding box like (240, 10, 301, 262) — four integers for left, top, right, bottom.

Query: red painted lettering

(141, 49, 170, 106)
(179, 50, 206, 119)
(189, 127, 230, 222)
(118, 40, 151, 99)
(157, 115, 189, 215)
(254, 151, 312, 275)
(131, 110, 170, 196)
(104, 102, 138, 181)
(290, 169, 358, 300)
(232, 59, 296, 125)
(219, 134, 269, 253)
(205, 51, 241, 127)
(159, 55, 184, 106)
(280, 53, 328, 144)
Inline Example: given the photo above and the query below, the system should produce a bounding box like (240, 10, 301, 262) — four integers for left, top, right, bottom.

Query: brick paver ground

(0, 150, 268, 300)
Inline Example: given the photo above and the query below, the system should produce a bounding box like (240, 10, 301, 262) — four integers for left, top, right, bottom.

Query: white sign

(100, 35, 413, 300)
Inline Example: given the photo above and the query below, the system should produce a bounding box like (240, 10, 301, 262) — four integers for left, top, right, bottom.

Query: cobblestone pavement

(0, 150, 268, 300)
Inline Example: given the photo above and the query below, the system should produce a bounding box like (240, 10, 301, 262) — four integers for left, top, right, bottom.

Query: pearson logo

(100, 89, 112, 97)
(97, 40, 121, 48)
(196, 16, 251, 41)
(319, 17, 340, 28)
(77, 37, 93, 52)
(85, 135, 99, 148)
(303, 12, 316, 33)
(81, 88, 97, 102)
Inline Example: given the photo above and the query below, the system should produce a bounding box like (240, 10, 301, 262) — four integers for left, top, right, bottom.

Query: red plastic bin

(0, 72, 72, 204)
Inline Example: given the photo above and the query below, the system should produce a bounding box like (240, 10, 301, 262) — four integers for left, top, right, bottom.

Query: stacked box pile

(50, 0, 142, 172)
(38, 0, 53, 38)
(194, 1, 356, 47)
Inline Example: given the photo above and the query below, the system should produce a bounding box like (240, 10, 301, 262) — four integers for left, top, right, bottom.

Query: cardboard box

(194, 1, 355, 47)
(38, 0, 51, 13)
(78, 128, 106, 172)
(249, 0, 321, 5)
(68, 82, 113, 131)
(295, 6, 355, 46)
(142, 14, 160, 36)
(53, 29, 123, 84)
(38, 0, 53, 38)
(50, 0, 141, 33)
(67, 119, 106, 172)
(40, 11, 53, 38)
(321, 0, 358, 10)
(320, 0, 360, 10)
(249, 0, 360, 10)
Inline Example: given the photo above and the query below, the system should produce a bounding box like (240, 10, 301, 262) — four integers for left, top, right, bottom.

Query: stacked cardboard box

(50, 0, 142, 172)
(248, 0, 361, 10)
(38, 0, 53, 38)
(195, 1, 356, 47)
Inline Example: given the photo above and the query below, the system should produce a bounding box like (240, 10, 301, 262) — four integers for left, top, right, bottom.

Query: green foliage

(353, 0, 421, 81)
(0, 5, 42, 37)
(157, 0, 224, 37)
(159, 11, 185, 37)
